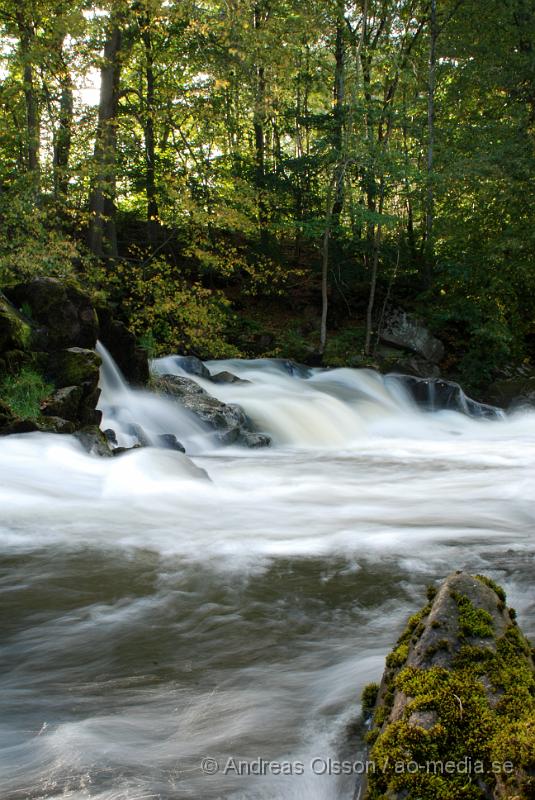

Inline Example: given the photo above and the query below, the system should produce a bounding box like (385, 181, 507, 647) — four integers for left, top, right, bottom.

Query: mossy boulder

(49, 347, 101, 390)
(0, 293, 32, 351)
(360, 573, 535, 800)
(40, 385, 84, 422)
(5, 277, 98, 351)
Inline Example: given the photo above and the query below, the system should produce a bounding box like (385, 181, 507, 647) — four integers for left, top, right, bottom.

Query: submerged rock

(381, 310, 445, 364)
(73, 427, 113, 457)
(172, 355, 211, 379)
(210, 370, 250, 385)
(392, 374, 503, 419)
(156, 433, 186, 452)
(152, 374, 271, 447)
(360, 573, 535, 800)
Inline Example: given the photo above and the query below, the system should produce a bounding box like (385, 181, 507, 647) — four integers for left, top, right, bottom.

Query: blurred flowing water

(1, 354, 534, 799)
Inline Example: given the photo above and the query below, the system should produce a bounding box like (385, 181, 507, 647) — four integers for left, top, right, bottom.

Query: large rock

(47, 348, 102, 425)
(360, 573, 535, 800)
(0, 293, 32, 352)
(487, 375, 535, 411)
(5, 278, 98, 351)
(381, 310, 445, 364)
(172, 355, 211, 379)
(392, 374, 503, 419)
(152, 374, 271, 447)
(96, 306, 149, 385)
(40, 385, 83, 421)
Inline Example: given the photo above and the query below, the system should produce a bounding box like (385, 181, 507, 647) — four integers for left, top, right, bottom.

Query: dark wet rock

(172, 355, 211, 379)
(96, 307, 149, 386)
(74, 427, 113, 457)
(487, 375, 535, 411)
(391, 374, 503, 419)
(0, 399, 38, 434)
(210, 370, 250, 385)
(126, 423, 152, 447)
(40, 385, 83, 421)
(153, 374, 271, 448)
(0, 293, 32, 351)
(36, 416, 76, 434)
(387, 355, 441, 380)
(103, 428, 118, 446)
(112, 444, 143, 456)
(277, 359, 312, 378)
(360, 573, 534, 800)
(5, 278, 98, 351)
(156, 433, 186, 452)
(49, 347, 101, 390)
(380, 310, 444, 364)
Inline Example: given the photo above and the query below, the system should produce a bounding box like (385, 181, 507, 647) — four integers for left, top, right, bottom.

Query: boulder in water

(380, 310, 445, 364)
(156, 433, 186, 452)
(153, 374, 271, 447)
(73, 427, 113, 457)
(360, 573, 535, 800)
(210, 370, 250, 385)
(392, 374, 503, 419)
(172, 355, 211, 379)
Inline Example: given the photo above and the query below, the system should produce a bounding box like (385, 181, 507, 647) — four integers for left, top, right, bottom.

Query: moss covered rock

(361, 573, 535, 800)
(0, 293, 32, 351)
(5, 277, 98, 351)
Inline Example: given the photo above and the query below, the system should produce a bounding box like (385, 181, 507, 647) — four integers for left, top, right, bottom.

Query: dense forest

(1, 0, 534, 388)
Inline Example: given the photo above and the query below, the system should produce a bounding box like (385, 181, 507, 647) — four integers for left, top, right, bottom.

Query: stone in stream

(210, 370, 250, 385)
(172, 355, 211, 379)
(358, 572, 535, 800)
(392, 374, 504, 419)
(152, 374, 271, 447)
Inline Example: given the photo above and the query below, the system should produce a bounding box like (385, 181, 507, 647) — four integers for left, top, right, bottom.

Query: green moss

(450, 591, 494, 638)
(366, 623, 535, 800)
(362, 683, 380, 718)
(386, 642, 410, 669)
(0, 367, 53, 420)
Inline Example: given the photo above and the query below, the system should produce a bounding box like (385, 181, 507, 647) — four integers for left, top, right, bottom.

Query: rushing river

(1, 354, 534, 800)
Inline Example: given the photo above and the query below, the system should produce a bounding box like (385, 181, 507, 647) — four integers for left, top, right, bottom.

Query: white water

(1, 352, 534, 799)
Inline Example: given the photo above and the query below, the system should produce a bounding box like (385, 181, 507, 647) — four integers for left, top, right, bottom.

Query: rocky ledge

(152, 374, 271, 448)
(359, 572, 535, 800)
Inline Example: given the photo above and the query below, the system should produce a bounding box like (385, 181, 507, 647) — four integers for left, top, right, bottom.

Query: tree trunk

(88, 22, 123, 259)
(253, 2, 268, 241)
(17, 15, 40, 183)
(53, 73, 73, 203)
(141, 14, 159, 248)
(424, 0, 438, 282)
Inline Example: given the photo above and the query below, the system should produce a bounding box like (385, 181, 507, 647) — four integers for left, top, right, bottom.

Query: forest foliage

(0, 0, 534, 385)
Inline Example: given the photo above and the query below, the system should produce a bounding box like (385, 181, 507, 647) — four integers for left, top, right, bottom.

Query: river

(1, 354, 534, 799)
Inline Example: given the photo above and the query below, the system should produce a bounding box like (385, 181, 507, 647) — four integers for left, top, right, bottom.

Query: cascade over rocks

(380, 310, 445, 364)
(392, 374, 503, 419)
(96, 305, 149, 386)
(360, 572, 535, 800)
(152, 374, 271, 447)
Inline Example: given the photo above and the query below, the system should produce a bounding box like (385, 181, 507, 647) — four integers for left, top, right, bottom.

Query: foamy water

(1, 353, 534, 799)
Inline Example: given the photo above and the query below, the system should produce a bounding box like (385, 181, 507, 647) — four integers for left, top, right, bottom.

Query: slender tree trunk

(424, 0, 438, 282)
(17, 15, 40, 183)
(53, 73, 73, 203)
(141, 14, 159, 248)
(88, 22, 123, 259)
(253, 2, 268, 241)
(332, 0, 345, 220)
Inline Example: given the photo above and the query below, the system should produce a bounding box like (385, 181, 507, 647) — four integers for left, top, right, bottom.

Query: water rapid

(1, 351, 534, 799)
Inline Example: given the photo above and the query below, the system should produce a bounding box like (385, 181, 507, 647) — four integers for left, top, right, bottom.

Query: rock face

(360, 573, 535, 800)
(381, 310, 445, 364)
(487, 375, 535, 411)
(96, 306, 149, 386)
(392, 374, 504, 419)
(152, 374, 271, 447)
(172, 355, 211, 379)
(5, 278, 98, 351)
